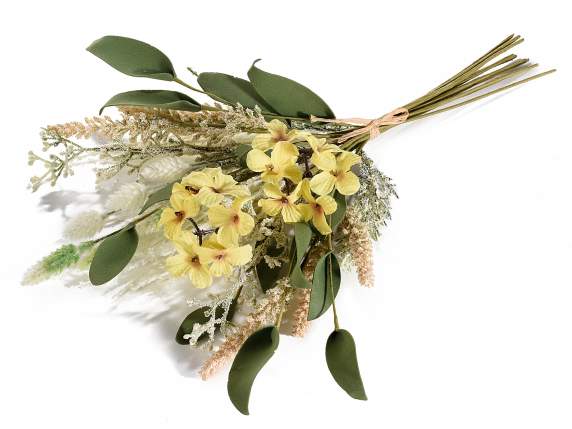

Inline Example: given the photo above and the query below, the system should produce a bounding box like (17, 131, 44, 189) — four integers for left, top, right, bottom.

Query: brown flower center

(232, 214, 240, 224)
(185, 186, 199, 194)
(175, 211, 185, 221)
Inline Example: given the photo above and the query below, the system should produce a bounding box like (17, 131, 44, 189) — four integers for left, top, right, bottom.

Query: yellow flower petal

(189, 265, 212, 288)
(263, 184, 284, 199)
(252, 134, 275, 151)
(282, 164, 302, 184)
(237, 211, 255, 235)
(310, 152, 336, 172)
(197, 187, 225, 206)
(271, 141, 298, 165)
(246, 149, 271, 172)
(226, 245, 253, 266)
(316, 195, 337, 215)
(336, 151, 361, 172)
(166, 254, 191, 277)
(282, 203, 302, 223)
(310, 171, 336, 195)
(217, 225, 239, 247)
(209, 259, 233, 277)
(335, 170, 360, 195)
(182, 171, 210, 189)
(313, 212, 332, 235)
(258, 198, 283, 216)
(182, 195, 200, 217)
(207, 205, 231, 227)
(299, 179, 315, 203)
(267, 119, 288, 139)
(298, 203, 313, 221)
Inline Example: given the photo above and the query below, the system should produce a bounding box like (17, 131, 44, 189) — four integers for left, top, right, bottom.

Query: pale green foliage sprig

(22, 242, 94, 285)
(350, 153, 397, 240)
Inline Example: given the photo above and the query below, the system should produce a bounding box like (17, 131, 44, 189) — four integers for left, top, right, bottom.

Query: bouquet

(25, 34, 553, 414)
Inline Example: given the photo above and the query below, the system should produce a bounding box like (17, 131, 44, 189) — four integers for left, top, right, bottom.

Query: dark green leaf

(308, 252, 341, 320)
(197, 72, 275, 112)
(247, 60, 335, 119)
(326, 329, 367, 400)
(289, 223, 313, 288)
(100, 90, 201, 114)
(228, 326, 279, 415)
(176, 292, 240, 345)
(89, 225, 138, 286)
(139, 182, 174, 214)
(255, 240, 285, 292)
(330, 192, 347, 232)
(87, 35, 175, 81)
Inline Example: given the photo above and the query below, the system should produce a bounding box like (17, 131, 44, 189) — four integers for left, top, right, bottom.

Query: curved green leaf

(326, 329, 367, 400)
(197, 72, 275, 112)
(330, 192, 347, 232)
(228, 326, 279, 415)
(87, 35, 176, 81)
(139, 182, 174, 214)
(89, 225, 138, 285)
(247, 60, 335, 119)
(289, 223, 313, 288)
(100, 90, 201, 114)
(176, 293, 239, 345)
(308, 252, 341, 320)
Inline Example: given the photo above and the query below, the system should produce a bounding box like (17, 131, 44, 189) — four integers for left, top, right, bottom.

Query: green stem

(327, 215, 340, 330)
(93, 207, 161, 244)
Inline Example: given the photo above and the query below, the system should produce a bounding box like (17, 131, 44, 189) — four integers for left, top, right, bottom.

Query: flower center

(215, 253, 225, 261)
(232, 214, 240, 224)
(185, 186, 199, 194)
(175, 211, 185, 221)
(313, 203, 323, 214)
(280, 197, 289, 205)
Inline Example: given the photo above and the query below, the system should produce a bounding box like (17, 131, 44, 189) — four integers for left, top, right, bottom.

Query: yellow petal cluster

(159, 167, 254, 289)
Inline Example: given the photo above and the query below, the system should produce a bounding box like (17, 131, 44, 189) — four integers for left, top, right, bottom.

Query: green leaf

(308, 252, 341, 320)
(255, 240, 285, 292)
(289, 223, 313, 288)
(99, 90, 201, 114)
(197, 72, 275, 112)
(325, 329, 367, 400)
(330, 192, 347, 232)
(89, 225, 139, 286)
(227, 326, 279, 415)
(139, 182, 174, 214)
(247, 60, 335, 119)
(87, 35, 176, 81)
(176, 292, 240, 345)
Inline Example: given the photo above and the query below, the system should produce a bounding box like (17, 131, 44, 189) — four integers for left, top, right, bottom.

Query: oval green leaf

(308, 252, 341, 320)
(227, 326, 279, 415)
(247, 60, 335, 119)
(197, 72, 275, 112)
(289, 223, 313, 288)
(89, 225, 139, 285)
(326, 329, 367, 400)
(87, 35, 176, 81)
(100, 90, 201, 114)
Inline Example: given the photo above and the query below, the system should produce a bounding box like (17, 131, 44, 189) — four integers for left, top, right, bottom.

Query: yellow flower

(258, 183, 302, 223)
(246, 141, 302, 185)
(165, 231, 212, 288)
(181, 167, 249, 207)
(198, 238, 253, 277)
(310, 151, 361, 195)
(252, 119, 301, 151)
(298, 180, 338, 235)
(307, 135, 341, 172)
(159, 192, 200, 239)
(207, 197, 255, 247)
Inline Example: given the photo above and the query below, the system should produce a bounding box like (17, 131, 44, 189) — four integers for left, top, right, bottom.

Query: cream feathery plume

(199, 283, 292, 380)
(340, 207, 375, 288)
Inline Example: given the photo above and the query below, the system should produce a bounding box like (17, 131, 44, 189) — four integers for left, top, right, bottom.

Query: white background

(1, 1, 571, 428)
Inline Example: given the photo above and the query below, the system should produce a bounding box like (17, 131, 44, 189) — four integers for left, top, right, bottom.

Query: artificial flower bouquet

(26, 34, 553, 414)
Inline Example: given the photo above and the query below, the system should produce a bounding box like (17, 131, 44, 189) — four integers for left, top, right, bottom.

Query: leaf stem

(328, 215, 340, 330)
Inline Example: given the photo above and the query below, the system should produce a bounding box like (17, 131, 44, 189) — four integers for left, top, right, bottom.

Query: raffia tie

(311, 107, 409, 143)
